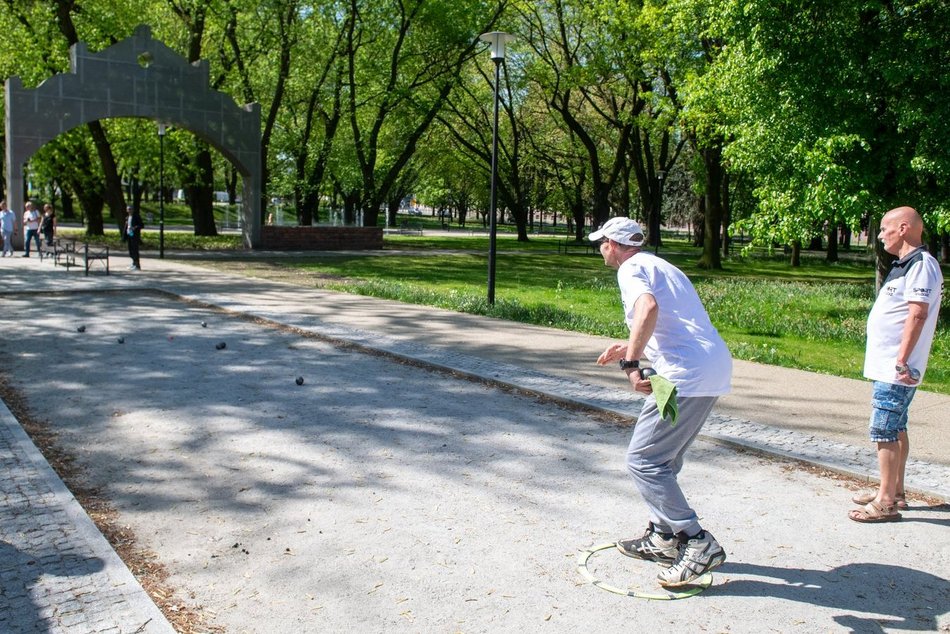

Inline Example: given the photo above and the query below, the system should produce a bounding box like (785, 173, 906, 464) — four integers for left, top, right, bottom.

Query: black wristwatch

(619, 359, 639, 371)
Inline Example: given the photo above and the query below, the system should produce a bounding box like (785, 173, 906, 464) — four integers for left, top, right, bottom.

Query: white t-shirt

(0, 209, 14, 232)
(617, 252, 732, 397)
(864, 247, 944, 384)
(24, 209, 39, 231)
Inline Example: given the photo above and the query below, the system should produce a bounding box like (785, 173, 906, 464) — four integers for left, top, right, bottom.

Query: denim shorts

(869, 381, 917, 443)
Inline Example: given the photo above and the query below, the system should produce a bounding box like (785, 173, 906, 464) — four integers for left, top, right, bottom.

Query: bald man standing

(850, 207, 944, 522)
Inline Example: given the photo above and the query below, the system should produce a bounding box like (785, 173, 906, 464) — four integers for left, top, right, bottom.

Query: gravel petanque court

(2, 289, 947, 633)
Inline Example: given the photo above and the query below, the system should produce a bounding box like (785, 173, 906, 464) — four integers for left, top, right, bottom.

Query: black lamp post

(479, 31, 513, 305)
(158, 122, 167, 259)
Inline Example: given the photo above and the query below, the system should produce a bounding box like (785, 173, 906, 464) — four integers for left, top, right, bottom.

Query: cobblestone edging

(0, 402, 174, 634)
(237, 311, 949, 503)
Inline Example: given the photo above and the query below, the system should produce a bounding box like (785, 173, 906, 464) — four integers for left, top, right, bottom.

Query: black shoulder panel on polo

(882, 247, 927, 287)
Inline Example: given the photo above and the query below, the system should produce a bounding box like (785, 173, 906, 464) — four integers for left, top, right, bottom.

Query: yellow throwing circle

(576, 542, 713, 600)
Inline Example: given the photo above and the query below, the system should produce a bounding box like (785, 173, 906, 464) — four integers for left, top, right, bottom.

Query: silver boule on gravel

(215, 341, 227, 350)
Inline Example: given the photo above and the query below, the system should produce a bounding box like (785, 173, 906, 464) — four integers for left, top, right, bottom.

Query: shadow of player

(713, 560, 949, 632)
(0, 540, 106, 632)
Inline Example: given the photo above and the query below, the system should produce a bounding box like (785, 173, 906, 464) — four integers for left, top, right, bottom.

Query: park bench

(38, 237, 63, 263)
(392, 221, 423, 236)
(46, 238, 110, 276)
(557, 238, 596, 255)
(384, 221, 423, 236)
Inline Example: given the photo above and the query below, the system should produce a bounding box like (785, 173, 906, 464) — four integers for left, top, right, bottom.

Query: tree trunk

(721, 171, 731, 257)
(571, 201, 586, 241)
(343, 190, 359, 225)
(646, 180, 662, 250)
(87, 121, 126, 229)
(61, 190, 75, 220)
(693, 198, 705, 248)
(387, 197, 400, 227)
(360, 196, 380, 227)
(941, 233, 949, 264)
(841, 224, 852, 250)
(868, 217, 894, 290)
(130, 173, 144, 213)
(503, 190, 529, 242)
(826, 224, 839, 262)
(69, 177, 105, 236)
(189, 147, 218, 235)
(294, 172, 312, 226)
(697, 145, 723, 269)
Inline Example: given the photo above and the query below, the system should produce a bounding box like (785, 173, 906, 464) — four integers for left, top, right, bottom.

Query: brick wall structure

(261, 226, 384, 250)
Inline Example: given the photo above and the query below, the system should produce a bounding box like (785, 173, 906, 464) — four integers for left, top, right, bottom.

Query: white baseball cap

(588, 216, 645, 246)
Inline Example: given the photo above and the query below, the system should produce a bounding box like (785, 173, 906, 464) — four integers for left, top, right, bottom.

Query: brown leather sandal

(852, 490, 908, 509)
(848, 500, 902, 523)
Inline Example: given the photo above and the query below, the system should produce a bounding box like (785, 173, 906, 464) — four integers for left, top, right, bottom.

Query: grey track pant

(625, 394, 719, 536)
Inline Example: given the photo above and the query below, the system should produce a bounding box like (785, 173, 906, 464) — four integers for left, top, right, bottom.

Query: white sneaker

(657, 530, 726, 587)
(616, 523, 679, 563)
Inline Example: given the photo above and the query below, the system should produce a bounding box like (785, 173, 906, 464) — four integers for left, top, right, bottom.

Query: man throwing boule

(590, 216, 732, 587)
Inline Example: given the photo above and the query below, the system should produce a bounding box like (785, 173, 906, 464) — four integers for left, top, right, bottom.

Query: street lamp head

(157, 122, 167, 136)
(657, 170, 666, 181)
(479, 31, 515, 60)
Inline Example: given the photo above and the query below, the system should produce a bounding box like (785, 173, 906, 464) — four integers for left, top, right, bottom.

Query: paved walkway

(1, 250, 947, 632)
(0, 400, 174, 633)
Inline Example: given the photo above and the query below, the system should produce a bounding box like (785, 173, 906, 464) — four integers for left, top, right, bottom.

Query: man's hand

(627, 370, 653, 394)
(895, 364, 921, 385)
(596, 343, 627, 366)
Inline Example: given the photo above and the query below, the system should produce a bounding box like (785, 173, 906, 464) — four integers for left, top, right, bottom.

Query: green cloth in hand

(649, 375, 679, 425)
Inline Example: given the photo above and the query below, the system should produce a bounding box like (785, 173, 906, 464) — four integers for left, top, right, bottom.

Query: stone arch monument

(4, 24, 262, 248)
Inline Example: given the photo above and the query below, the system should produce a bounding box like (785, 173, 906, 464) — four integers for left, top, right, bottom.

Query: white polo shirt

(24, 209, 39, 231)
(864, 247, 944, 384)
(617, 252, 732, 397)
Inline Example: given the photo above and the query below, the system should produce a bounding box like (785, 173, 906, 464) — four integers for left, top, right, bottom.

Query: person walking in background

(39, 203, 56, 247)
(0, 201, 16, 256)
(849, 206, 944, 523)
(589, 216, 732, 588)
(21, 201, 40, 257)
(123, 205, 144, 271)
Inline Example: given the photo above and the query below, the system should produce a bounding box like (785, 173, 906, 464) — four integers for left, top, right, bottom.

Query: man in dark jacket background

(124, 205, 145, 271)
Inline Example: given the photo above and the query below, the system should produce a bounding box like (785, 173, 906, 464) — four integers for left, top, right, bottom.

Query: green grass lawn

(293, 235, 950, 394)
(58, 227, 244, 251)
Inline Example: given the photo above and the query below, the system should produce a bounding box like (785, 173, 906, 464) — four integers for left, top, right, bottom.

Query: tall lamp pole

(158, 123, 167, 259)
(479, 31, 514, 305)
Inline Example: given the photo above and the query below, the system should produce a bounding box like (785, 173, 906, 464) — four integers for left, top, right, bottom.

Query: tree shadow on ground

(1, 290, 655, 517)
